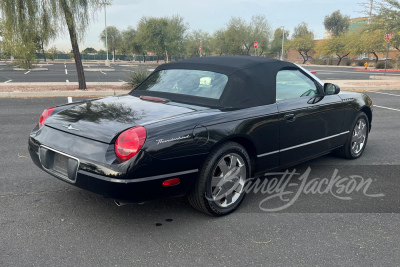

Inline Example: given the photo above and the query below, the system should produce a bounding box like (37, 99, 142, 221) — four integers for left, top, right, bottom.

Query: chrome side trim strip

(280, 131, 350, 152)
(78, 169, 199, 184)
(257, 150, 280, 158)
(257, 131, 349, 158)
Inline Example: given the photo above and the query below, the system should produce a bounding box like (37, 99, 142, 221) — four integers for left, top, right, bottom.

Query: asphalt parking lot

(1, 91, 400, 266)
(0, 62, 154, 83)
(305, 65, 400, 80)
(2, 61, 400, 83)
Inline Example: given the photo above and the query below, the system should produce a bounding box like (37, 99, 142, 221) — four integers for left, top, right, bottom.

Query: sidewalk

(0, 80, 399, 98)
(327, 79, 400, 91)
(0, 82, 129, 98)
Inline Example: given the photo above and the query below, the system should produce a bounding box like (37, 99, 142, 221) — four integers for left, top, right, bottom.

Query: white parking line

(4, 80, 12, 83)
(68, 97, 72, 103)
(374, 105, 400, 111)
(65, 69, 68, 75)
(24, 71, 30, 74)
(369, 91, 400, 97)
(100, 71, 106, 75)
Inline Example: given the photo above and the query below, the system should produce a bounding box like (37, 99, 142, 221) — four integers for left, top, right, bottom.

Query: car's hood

(45, 95, 205, 143)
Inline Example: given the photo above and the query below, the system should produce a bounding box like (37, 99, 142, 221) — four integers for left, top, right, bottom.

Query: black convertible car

(28, 56, 372, 216)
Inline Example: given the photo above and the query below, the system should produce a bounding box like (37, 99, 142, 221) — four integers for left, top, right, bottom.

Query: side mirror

(324, 83, 340, 95)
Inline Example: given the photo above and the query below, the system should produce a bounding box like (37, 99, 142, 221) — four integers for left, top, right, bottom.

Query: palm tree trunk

(42, 41, 46, 62)
(60, 0, 86, 90)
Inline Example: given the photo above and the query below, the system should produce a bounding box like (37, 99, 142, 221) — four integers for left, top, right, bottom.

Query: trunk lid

(45, 95, 202, 143)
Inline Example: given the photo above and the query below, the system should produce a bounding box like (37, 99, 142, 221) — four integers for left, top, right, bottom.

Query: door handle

(284, 113, 296, 122)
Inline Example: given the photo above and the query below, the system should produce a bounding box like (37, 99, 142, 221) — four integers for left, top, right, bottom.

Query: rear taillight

(115, 126, 147, 161)
(38, 107, 55, 129)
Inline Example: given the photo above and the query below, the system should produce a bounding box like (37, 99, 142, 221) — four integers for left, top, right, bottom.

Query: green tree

(0, 0, 106, 89)
(361, 28, 387, 62)
(215, 15, 272, 56)
(0, 19, 4, 60)
(166, 15, 187, 60)
(370, 0, 400, 51)
(48, 45, 58, 61)
(316, 33, 357, 65)
(34, 8, 57, 62)
(210, 29, 229, 56)
(290, 22, 315, 64)
(324, 10, 350, 37)
(136, 17, 166, 62)
(225, 17, 251, 55)
(120, 27, 136, 55)
(185, 30, 212, 57)
(120, 27, 147, 62)
(82, 47, 97, 54)
(249, 15, 272, 56)
(270, 27, 290, 58)
(0, 7, 38, 68)
(136, 15, 187, 63)
(100, 26, 121, 61)
(3, 33, 39, 69)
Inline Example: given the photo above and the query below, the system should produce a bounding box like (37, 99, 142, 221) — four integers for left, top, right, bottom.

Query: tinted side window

(276, 70, 318, 101)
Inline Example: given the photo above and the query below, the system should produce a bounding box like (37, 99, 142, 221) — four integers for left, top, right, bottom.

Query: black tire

(188, 142, 251, 216)
(336, 112, 369, 159)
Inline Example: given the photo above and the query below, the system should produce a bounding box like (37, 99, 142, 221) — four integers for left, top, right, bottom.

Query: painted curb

(354, 68, 400, 73)
(84, 68, 115, 72)
(369, 75, 400, 80)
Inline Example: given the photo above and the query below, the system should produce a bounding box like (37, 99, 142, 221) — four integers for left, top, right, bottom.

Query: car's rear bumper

(28, 134, 200, 203)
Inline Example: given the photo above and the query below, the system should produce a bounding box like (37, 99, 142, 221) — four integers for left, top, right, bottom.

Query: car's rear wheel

(188, 142, 251, 216)
(336, 112, 369, 159)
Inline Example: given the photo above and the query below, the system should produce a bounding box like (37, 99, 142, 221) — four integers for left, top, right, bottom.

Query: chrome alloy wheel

(351, 118, 367, 155)
(210, 153, 247, 208)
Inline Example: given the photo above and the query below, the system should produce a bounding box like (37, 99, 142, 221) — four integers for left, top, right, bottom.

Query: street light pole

(281, 26, 285, 60)
(99, 1, 111, 66)
(384, 41, 390, 76)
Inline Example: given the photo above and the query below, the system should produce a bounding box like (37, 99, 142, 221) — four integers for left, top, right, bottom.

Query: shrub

(346, 61, 351, 66)
(376, 62, 392, 69)
(358, 61, 365, 66)
(124, 66, 150, 88)
(312, 59, 325, 65)
(6, 39, 39, 69)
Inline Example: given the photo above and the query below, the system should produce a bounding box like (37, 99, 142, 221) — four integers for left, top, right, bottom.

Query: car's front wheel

(336, 112, 369, 159)
(188, 142, 251, 216)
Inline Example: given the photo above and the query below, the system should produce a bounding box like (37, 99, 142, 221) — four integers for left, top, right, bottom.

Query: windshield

(134, 69, 229, 99)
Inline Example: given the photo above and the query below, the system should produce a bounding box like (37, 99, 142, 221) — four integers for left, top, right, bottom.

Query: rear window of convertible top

(134, 69, 229, 100)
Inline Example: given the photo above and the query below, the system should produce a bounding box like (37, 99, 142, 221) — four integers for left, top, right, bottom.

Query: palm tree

(0, 0, 106, 89)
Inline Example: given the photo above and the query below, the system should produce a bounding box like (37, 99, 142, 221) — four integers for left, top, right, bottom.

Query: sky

(51, 0, 368, 52)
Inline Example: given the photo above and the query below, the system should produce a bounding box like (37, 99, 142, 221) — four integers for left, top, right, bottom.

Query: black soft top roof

(133, 56, 299, 109)
(157, 56, 286, 75)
